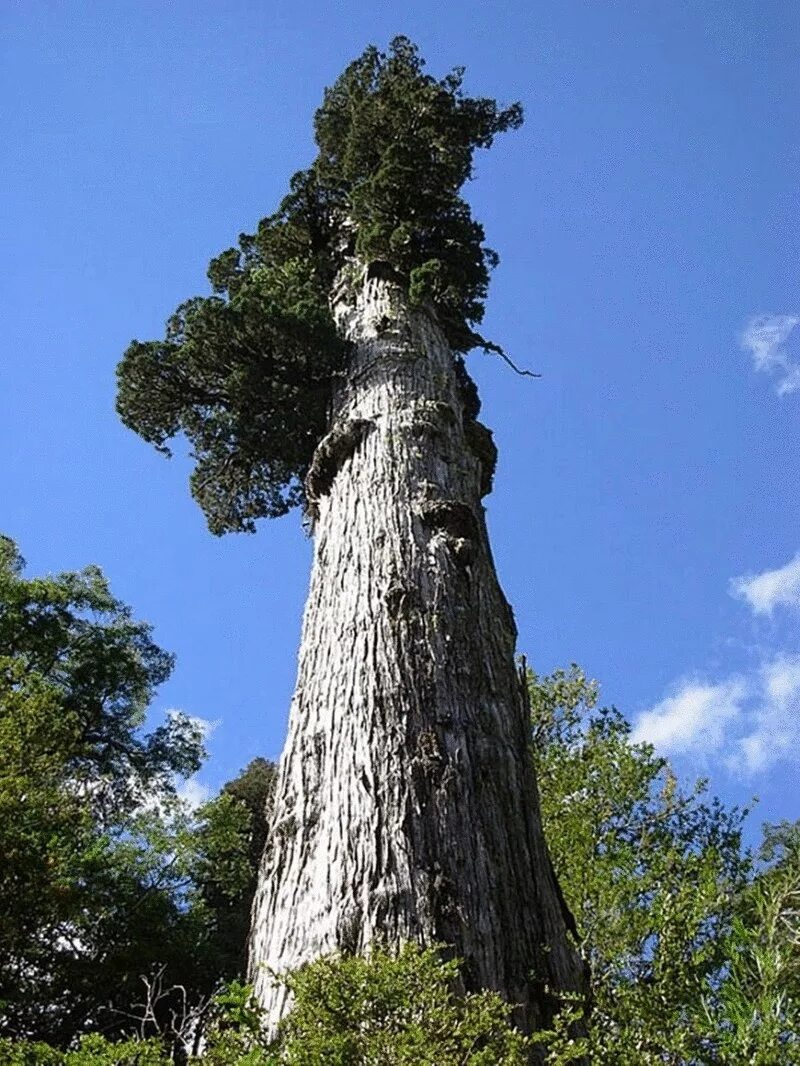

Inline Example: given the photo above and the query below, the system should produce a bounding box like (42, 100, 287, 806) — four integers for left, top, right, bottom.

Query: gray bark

(249, 265, 585, 1035)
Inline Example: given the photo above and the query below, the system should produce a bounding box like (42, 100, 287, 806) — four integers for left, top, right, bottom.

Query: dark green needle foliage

(117, 258, 347, 535)
(117, 37, 522, 535)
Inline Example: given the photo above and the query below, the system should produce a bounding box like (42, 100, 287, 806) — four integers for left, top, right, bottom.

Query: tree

(0, 537, 278, 1049)
(189, 758, 278, 987)
(96, 759, 278, 1057)
(527, 665, 800, 1063)
(0, 536, 205, 1042)
(705, 820, 800, 1064)
(116, 37, 585, 1038)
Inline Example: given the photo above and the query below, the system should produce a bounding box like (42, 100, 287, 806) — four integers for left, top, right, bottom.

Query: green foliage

(189, 759, 277, 984)
(528, 665, 799, 1063)
(0, 537, 206, 1043)
(311, 36, 522, 350)
(117, 258, 348, 535)
(0, 536, 276, 1048)
(0, 944, 531, 1063)
(273, 943, 531, 1064)
(198, 982, 276, 1065)
(117, 38, 520, 534)
(0, 1034, 170, 1064)
(702, 820, 800, 1064)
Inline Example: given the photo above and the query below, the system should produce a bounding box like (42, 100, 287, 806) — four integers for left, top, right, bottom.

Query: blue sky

(2, 1, 797, 840)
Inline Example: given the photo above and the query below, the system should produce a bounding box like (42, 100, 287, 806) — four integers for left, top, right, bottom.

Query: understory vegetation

(1, 540, 797, 1063)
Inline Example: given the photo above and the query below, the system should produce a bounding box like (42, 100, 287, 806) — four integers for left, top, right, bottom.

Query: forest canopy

(116, 37, 522, 535)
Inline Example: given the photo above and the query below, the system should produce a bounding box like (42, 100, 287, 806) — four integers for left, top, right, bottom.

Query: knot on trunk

(417, 499, 479, 542)
(305, 418, 374, 520)
(385, 580, 421, 619)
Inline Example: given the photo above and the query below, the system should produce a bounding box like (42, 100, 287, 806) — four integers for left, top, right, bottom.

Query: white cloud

(727, 656, 800, 775)
(631, 678, 746, 755)
(730, 554, 800, 616)
(636, 657, 800, 777)
(176, 776, 213, 812)
(741, 314, 800, 395)
(638, 550, 800, 775)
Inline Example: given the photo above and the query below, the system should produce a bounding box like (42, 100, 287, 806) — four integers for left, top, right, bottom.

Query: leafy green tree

(0, 536, 205, 1043)
(702, 820, 800, 1064)
(528, 665, 799, 1063)
(0, 1034, 170, 1065)
(0, 537, 276, 1049)
(187, 759, 278, 992)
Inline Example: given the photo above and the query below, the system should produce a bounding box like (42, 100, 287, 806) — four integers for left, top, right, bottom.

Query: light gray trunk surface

(250, 267, 584, 1034)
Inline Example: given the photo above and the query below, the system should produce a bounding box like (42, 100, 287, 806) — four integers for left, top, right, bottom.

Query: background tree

(0, 536, 204, 1042)
(527, 665, 800, 1063)
(0, 537, 279, 1044)
(189, 758, 278, 991)
(705, 820, 800, 1065)
(0, 537, 277, 1048)
(117, 36, 585, 1039)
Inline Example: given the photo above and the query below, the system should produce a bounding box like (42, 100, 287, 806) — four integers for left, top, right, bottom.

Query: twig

(469, 332, 541, 378)
(493, 347, 541, 378)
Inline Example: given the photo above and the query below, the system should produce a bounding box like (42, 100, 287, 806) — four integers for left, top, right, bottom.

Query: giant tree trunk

(249, 265, 585, 1036)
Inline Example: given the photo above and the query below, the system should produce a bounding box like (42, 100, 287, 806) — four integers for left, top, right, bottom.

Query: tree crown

(116, 38, 521, 534)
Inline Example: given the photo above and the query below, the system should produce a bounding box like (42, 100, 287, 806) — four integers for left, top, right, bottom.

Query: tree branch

(468, 332, 541, 377)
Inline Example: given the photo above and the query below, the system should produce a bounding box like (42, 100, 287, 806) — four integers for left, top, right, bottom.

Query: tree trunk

(249, 265, 585, 1036)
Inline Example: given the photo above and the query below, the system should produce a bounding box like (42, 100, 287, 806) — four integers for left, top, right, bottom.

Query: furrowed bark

(249, 265, 585, 1039)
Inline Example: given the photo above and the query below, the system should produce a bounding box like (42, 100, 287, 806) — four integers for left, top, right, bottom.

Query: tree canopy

(116, 37, 522, 534)
(0, 539, 280, 1048)
(0, 537, 206, 1041)
(528, 665, 800, 1063)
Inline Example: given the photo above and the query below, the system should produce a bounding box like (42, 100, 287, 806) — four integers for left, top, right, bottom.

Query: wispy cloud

(631, 678, 745, 755)
(636, 548, 800, 775)
(727, 656, 800, 775)
(741, 314, 800, 395)
(634, 661, 800, 777)
(730, 554, 800, 616)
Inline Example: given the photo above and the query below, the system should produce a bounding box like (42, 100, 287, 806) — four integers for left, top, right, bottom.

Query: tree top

(117, 38, 522, 534)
